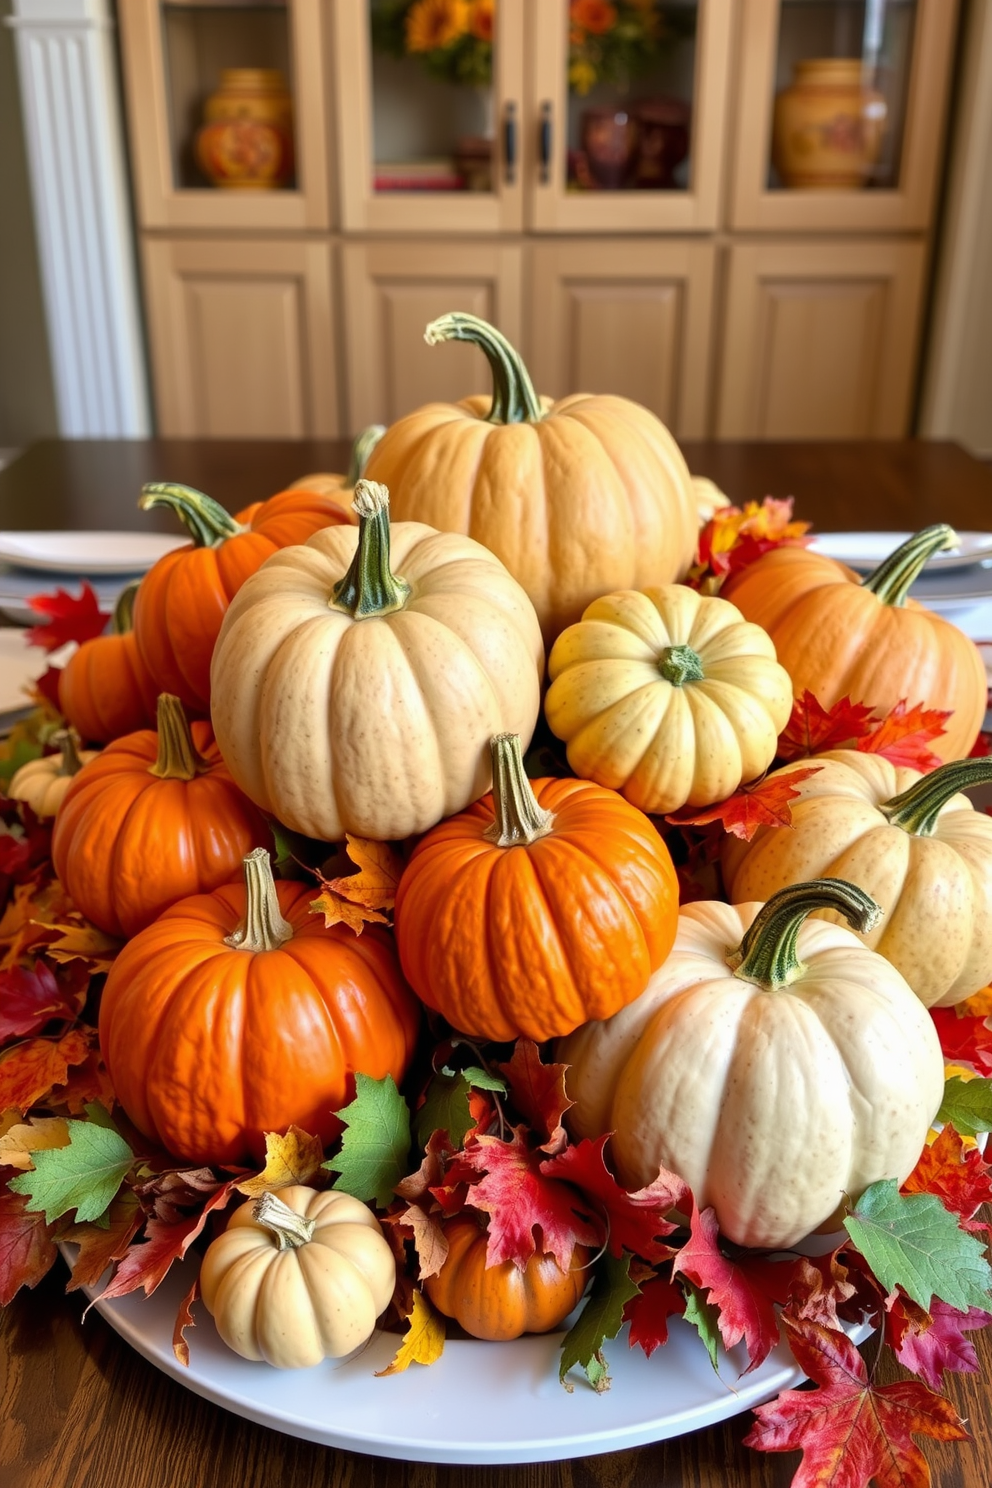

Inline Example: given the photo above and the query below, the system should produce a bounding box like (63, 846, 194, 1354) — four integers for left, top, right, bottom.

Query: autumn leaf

(413, 1069, 477, 1151)
(777, 691, 876, 761)
(375, 1287, 445, 1376)
(134, 1165, 234, 1226)
(7, 1113, 135, 1223)
(886, 1295, 992, 1392)
(95, 1177, 240, 1303)
(308, 888, 384, 934)
(0, 1183, 60, 1303)
(844, 1178, 992, 1315)
(0, 960, 78, 1042)
(784, 1252, 858, 1332)
(694, 498, 811, 582)
(935, 1075, 992, 1140)
(624, 1272, 687, 1357)
(542, 1135, 686, 1264)
(324, 1072, 411, 1209)
(902, 1123, 992, 1221)
(387, 1202, 450, 1282)
(857, 699, 951, 772)
(744, 1315, 970, 1486)
(929, 1005, 992, 1075)
(173, 1275, 200, 1367)
(235, 1125, 325, 1198)
(559, 1250, 637, 1392)
(57, 1050, 116, 1116)
(0, 1025, 94, 1112)
(666, 766, 822, 842)
(682, 1281, 721, 1370)
(498, 1040, 573, 1155)
(60, 1189, 144, 1291)
(327, 836, 404, 915)
(41, 918, 123, 973)
(24, 582, 108, 652)
(0, 1113, 70, 1170)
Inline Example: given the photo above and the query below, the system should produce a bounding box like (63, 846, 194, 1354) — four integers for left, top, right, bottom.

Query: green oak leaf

(937, 1076, 992, 1140)
(414, 1070, 475, 1150)
(324, 1072, 411, 1208)
(7, 1118, 134, 1224)
(844, 1177, 992, 1315)
(683, 1281, 721, 1372)
(559, 1250, 638, 1393)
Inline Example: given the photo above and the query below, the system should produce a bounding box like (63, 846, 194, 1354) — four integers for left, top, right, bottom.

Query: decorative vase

(581, 107, 639, 190)
(632, 97, 691, 189)
(194, 68, 295, 191)
(772, 58, 887, 190)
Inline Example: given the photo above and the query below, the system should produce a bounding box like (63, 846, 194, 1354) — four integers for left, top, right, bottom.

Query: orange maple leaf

(857, 699, 951, 772)
(328, 835, 404, 914)
(0, 1026, 94, 1113)
(309, 888, 385, 934)
(665, 766, 823, 842)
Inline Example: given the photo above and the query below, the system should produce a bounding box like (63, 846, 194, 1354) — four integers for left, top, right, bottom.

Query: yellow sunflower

(469, 0, 495, 44)
(405, 0, 471, 53)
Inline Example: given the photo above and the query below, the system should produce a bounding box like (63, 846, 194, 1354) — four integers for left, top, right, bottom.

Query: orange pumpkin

(363, 312, 698, 645)
(721, 525, 987, 762)
(98, 848, 421, 1166)
(132, 483, 352, 713)
(51, 693, 270, 938)
(58, 582, 158, 743)
(423, 1213, 589, 1341)
(393, 732, 680, 1043)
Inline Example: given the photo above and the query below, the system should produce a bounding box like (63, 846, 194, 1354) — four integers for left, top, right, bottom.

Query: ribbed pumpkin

(393, 732, 680, 1043)
(423, 1213, 589, 1341)
(52, 693, 270, 938)
(287, 423, 385, 512)
(721, 525, 987, 762)
(209, 481, 544, 843)
(58, 582, 158, 743)
(544, 585, 794, 814)
(98, 849, 421, 1165)
(362, 312, 698, 645)
(722, 752, 992, 1008)
(7, 729, 97, 819)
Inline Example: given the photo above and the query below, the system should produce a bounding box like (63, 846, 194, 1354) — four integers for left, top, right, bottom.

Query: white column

(5, 0, 151, 436)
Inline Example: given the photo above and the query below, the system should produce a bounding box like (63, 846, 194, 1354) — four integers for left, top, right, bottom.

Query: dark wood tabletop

(3, 437, 992, 1488)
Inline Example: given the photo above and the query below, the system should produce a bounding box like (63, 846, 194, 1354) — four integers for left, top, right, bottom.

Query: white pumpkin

(7, 729, 97, 819)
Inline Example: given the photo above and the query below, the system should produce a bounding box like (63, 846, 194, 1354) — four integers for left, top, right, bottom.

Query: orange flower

(469, 0, 495, 43)
(405, 0, 470, 53)
(569, 0, 618, 36)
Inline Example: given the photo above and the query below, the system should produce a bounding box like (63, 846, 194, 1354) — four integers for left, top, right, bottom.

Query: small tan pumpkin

(7, 729, 97, 818)
(287, 424, 385, 512)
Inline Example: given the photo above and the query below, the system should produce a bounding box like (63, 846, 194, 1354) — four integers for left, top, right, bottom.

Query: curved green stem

(659, 644, 705, 686)
(424, 312, 544, 426)
(148, 694, 211, 781)
(483, 734, 555, 847)
(880, 757, 992, 836)
(250, 1190, 314, 1249)
(861, 525, 957, 607)
(330, 480, 410, 618)
(52, 728, 84, 778)
(139, 483, 249, 549)
(728, 879, 882, 990)
(112, 580, 140, 636)
(346, 424, 387, 486)
(225, 847, 294, 954)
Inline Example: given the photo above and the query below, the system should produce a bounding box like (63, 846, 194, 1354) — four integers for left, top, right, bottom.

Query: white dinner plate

(809, 530, 992, 573)
(0, 630, 75, 718)
(0, 530, 187, 576)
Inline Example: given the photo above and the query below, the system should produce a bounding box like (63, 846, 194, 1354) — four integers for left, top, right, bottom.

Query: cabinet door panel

(142, 237, 340, 438)
(718, 240, 926, 439)
(528, 240, 715, 437)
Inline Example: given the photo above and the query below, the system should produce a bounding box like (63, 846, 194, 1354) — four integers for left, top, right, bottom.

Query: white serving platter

(0, 531, 186, 576)
(809, 530, 992, 573)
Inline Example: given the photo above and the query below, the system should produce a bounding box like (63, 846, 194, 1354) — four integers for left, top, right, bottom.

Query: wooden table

(3, 438, 992, 1488)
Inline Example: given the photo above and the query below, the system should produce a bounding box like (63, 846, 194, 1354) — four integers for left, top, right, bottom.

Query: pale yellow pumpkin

(7, 729, 97, 818)
(544, 585, 793, 814)
(287, 423, 385, 514)
(199, 1187, 395, 1368)
(559, 881, 945, 1251)
(209, 480, 544, 842)
(722, 751, 992, 1008)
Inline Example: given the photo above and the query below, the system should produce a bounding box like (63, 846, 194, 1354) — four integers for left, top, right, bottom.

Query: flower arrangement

(371, 0, 495, 87)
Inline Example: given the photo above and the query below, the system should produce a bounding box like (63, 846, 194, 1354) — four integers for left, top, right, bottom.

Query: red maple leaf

(901, 1124, 992, 1221)
(671, 1199, 796, 1371)
(497, 1040, 574, 1155)
(885, 1293, 992, 1392)
(25, 582, 109, 652)
(857, 700, 951, 772)
(625, 1272, 687, 1357)
(541, 1135, 687, 1264)
(745, 1316, 970, 1487)
(32, 665, 65, 715)
(0, 960, 80, 1042)
(95, 1177, 239, 1303)
(928, 1005, 992, 1075)
(666, 766, 822, 842)
(777, 691, 876, 761)
(0, 1181, 59, 1303)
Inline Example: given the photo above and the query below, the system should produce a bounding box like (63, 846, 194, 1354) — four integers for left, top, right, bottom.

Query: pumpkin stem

(659, 644, 705, 686)
(879, 757, 992, 837)
(860, 525, 957, 607)
(112, 580, 140, 636)
(484, 733, 555, 847)
(251, 1190, 315, 1250)
(148, 694, 212, 781)
(330, 480, 411, 618)
(225, 848, 295, 953)
(52, 728, 85, 778)
(138, 483, 249, 549)
(346, 424, 387, 486)
(424, 313, 544, 426)
(728, 879, 882, 990)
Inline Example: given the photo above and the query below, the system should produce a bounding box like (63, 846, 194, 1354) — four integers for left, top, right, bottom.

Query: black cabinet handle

(539, 101, 553, 184)
(503, 100, 517, 186)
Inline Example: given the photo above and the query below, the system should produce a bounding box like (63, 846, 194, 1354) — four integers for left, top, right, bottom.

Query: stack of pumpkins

(16, 312, 992, 1364)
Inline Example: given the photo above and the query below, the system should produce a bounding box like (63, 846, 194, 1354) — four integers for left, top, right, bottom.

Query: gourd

(132, 480, 353, 714)
(52, 692, 270, 938)
(559, 880, 945, 1251)
(721, 525, 987, 762)
(98, 848, 421, 1165)
(199, 1188, 395, 1368)
(722, 752, 992, 1008)
(7, 729, 97, 819)
(362, 312, 698, 645)
(209, 480, 544, 843)
(393, 732, 680, 1043)
(423, 1213, 589, 1341)
(58, 582, 157, 743)
(544, 584, 793, 814)
(287, 423, 385, 512)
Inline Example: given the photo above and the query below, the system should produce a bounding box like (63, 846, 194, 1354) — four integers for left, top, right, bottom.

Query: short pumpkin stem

(52, 728, 84, 778)
(728, 879, 882, 990)
(861, 525, 957, 607)
(484, 733, 555, 847)
(424, 312, 544, 426)
(880, 757, 992, 837)
(148, 694, 211, 781)
(331, 480, 411, 618)
(251, 1191, 315, 1250)
(138, 483, 249, 549)
(659, 644, 705, 686)
(346, 424, 387, 486)
(225, 847, 295, 953)
(112, 580, 139, 636)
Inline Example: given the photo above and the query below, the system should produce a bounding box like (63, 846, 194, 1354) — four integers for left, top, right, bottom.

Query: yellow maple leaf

(235, 1125, 326, 1198)
(375, 1289, 445, 1376)
(0, 1114, 71, 1170)
(330, 835, 404, 914)
(309, 888, 386, 935)
(41, 918, 123, 972)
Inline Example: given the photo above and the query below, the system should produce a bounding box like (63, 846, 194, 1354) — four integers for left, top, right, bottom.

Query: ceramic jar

(194, 69, 294, 190)
(632, 97, 690, 189)
(580, 107, 639, 190)
(772, 58, 887, 190)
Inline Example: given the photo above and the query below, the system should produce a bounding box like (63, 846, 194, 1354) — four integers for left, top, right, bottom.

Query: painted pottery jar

(772, 58, 887, 189)
(195, 68, 294, 190)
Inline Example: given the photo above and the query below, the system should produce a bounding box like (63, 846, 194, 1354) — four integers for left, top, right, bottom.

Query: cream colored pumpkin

(7, 730, 97, 818)
(199, 1187, 395, 1368)
(692, 475, 731, 526)
(210, 480, 544, 842)
(544, 585, 793, 814)
(722, 751, 992, 1009)
(559, 881, 945, 1251)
